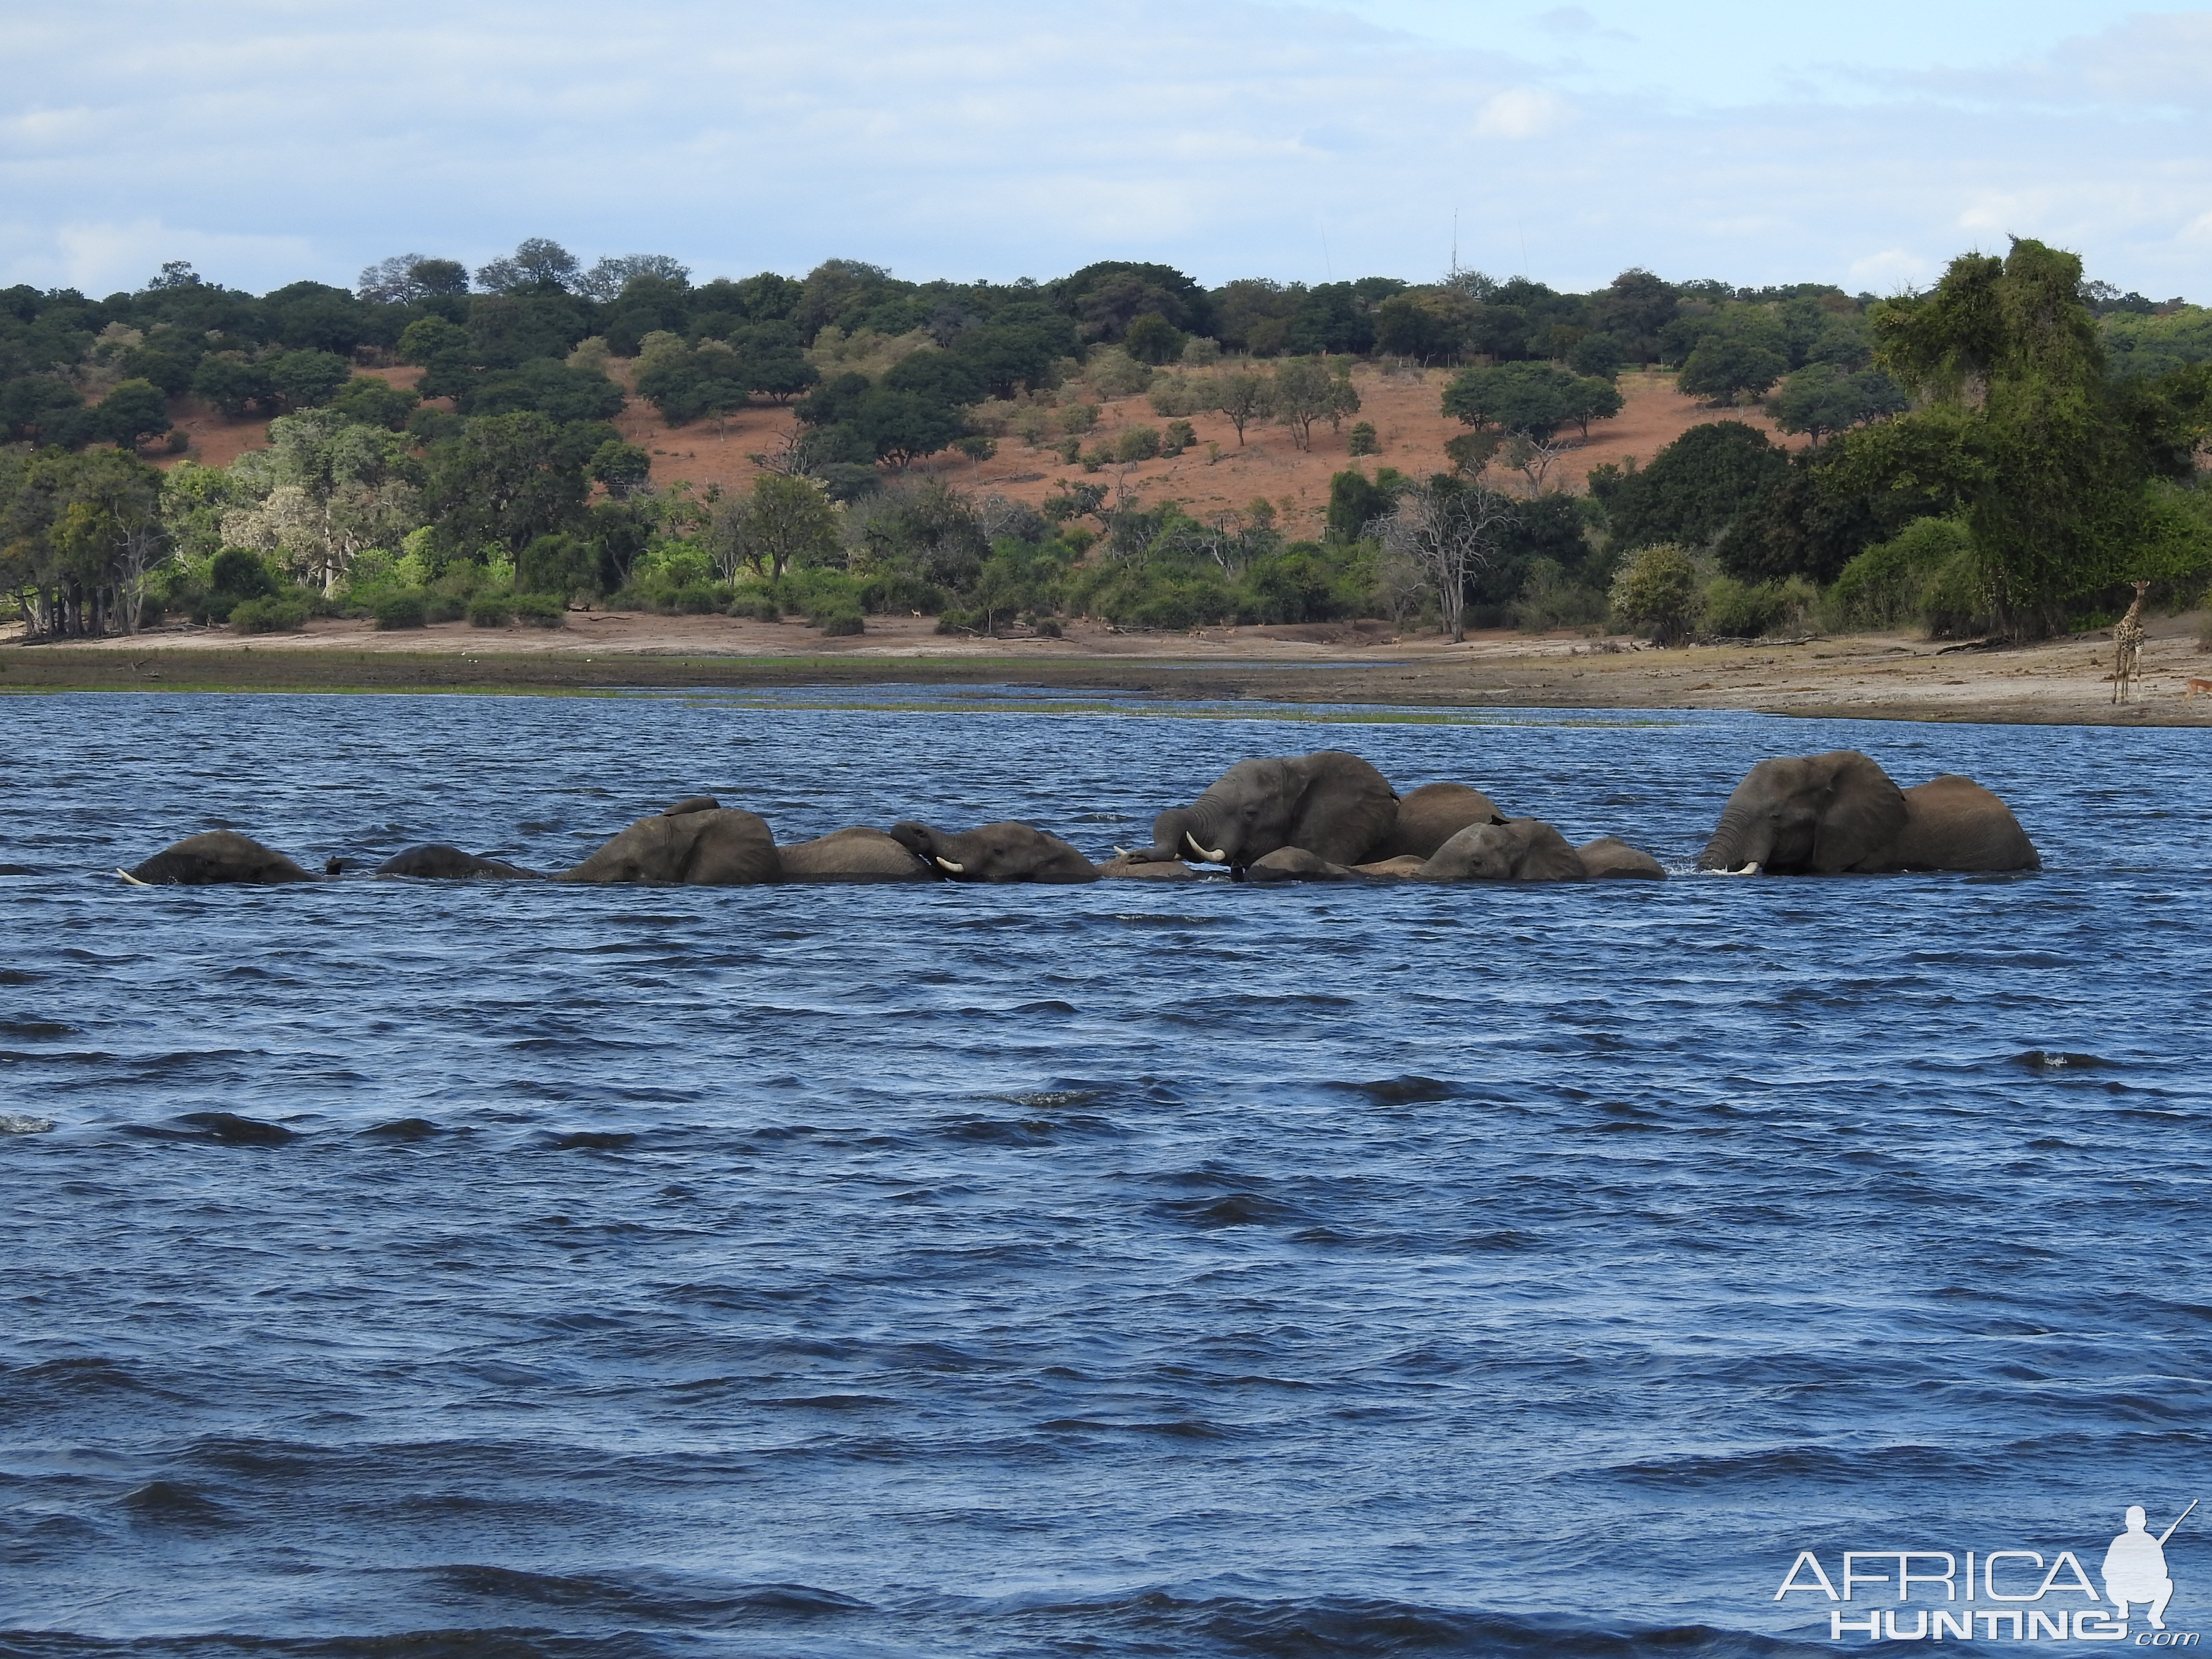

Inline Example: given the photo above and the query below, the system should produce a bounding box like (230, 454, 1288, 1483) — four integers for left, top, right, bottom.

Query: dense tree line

(2, 238, 2207, 644)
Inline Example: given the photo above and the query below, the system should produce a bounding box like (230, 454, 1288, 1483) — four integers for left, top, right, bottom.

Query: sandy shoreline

(3, 611, 2207, 726)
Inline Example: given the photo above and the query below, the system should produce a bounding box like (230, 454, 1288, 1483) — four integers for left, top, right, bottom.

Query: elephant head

(890, 821, 1098, 884)
(1417, 818, 1588, 883)
(1697, 751, 1908, 875)
(1144, 750, 1398, 869)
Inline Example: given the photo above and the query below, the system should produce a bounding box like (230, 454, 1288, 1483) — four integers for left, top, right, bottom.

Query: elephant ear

(1808, 752, 1908, 873)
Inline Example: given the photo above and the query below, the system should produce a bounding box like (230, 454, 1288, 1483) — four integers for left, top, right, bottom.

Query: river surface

(1, 687, 2207, 1659)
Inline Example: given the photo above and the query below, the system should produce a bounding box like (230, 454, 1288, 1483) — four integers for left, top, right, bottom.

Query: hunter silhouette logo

(1774, 1501, 2199, 1643)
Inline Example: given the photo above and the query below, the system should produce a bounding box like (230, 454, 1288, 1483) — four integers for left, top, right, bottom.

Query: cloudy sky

(1, 1, 2206, 299)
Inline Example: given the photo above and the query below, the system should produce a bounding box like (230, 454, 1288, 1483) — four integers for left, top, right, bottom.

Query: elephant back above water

(778, 827, 931, 882)
(1857, 775, 2040, 873)
(1373, 781, 1506, 860)
(1418, 818, 1588, 883)
(1144, 750, 1398, 869)
(124, 831, 321, 886)
(560, 797, 781, 885)
(891, 820, 1098, 883)
(375, 845, 544, 880)
(1699, 752, 2036, 875)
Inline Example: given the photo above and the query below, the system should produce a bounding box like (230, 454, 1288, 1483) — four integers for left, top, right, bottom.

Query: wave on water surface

(0, 690, 2205, 1656)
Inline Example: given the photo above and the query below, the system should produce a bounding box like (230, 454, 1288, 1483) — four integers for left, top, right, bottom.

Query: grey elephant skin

(1418, 818, 1589, 883)
(778, 827, 931, 883)
(1576, 837, 1666, 880)
(891, 820, 1098, 883)
(1698, 752, 2037, 874)
(560, 797, 781, 885)
(1373, 781, 1506, 859)
(126, 831, 320, 885)
(376, 846, 544, 880)
(1142, 750, 1399, 869)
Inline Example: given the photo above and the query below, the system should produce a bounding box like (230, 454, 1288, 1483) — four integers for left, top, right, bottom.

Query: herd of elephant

(119, 748, 2041, 890)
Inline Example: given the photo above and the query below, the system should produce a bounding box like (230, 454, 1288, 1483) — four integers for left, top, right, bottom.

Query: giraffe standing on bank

(2111, 580, 2151, 704)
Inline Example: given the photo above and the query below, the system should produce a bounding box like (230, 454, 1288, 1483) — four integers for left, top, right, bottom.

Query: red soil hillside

(619, 366, 1804, 536)
(156, 366, 424, 472)
(160, 361, 1798, 530)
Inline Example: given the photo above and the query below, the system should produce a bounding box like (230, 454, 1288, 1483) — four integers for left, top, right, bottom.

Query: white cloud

(1847, 248, 1939, 292)
(1472, 89, 1571, 139)
(0, 1, 2203, 300)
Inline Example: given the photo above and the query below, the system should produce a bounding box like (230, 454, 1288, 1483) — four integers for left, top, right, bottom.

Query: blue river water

(0, 687, 2207, 1659)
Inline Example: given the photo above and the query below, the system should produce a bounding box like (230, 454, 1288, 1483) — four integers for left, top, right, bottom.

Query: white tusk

(934, 856, 966, 874)
(1113, 845, 1131, 857)
(116, 868, 151, 886)
(1732, 862, 1762, 877)
(1185, 831, 1228, 863)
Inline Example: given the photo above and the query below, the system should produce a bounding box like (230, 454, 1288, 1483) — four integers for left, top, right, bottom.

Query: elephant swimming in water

(375, 846, 544, 880)
(1418, 818, 1589, 883)
(890, 820, 1098, 883)
(777, 827, 932, 883)
(1371, 781, 1507, 860)
(1134, 750, 1400, 871)
(1698, 751, 2037, 875)
(122, 831, 325, 885)
(559, 796, 782, 885)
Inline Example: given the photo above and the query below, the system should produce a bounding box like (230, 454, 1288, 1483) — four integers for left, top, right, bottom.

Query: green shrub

(1827, 517, 1987, 637)
(1346, 421, 1380, 457)
(510, 592, 566, 628)
(373, 591, 429, 630)
(1164, 419, 1196, 456)
(1058, 403, 1100, 435)
(1512, 558, 1609, 633)
(425, 595, 468, 624)
(816, 606, 865, 636)
(1114, 425, 1163, 463)
(1608, 543, 1699, 644)
(660, 582, 721, 615)
(727, 594, 781, 622)
(1056, 436, 1082, 465)
(1700, 575, 1817, 638)
(467, 596, 513, 628)
(1080, 445, 1110, 471)
(517, 533, 597, 601)
(229, 595, 310, 634)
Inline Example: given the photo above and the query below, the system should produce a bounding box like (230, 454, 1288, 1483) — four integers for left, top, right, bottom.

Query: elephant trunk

(1150, 805, 1230, 866)
(1698, 806, 1772, 873)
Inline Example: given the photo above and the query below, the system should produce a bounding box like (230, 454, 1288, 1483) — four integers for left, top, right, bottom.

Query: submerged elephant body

(126, 832, 320, 886)
(1861, 776, 2040, 873)
(561, 798, 781, 886)
(777, 827, 931, 883)
(1700, 752, 2036, 875)
(891, 820, 1098, 883)
(1576, 837, 1666, 880)
(1145, 750, 1398, 869)
(1419, 818, 1589, 883)
(376, 845, 543, 880)
(1374, 781, 1506, 860)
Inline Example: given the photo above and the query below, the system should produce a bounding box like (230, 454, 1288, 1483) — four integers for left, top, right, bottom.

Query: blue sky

(0, 2, 2206, 300)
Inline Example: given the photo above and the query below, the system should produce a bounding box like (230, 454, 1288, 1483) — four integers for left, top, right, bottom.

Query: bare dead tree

(1370, 483, 1510, 644)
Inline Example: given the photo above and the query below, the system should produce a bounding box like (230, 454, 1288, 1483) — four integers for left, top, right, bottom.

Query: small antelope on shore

(2186, 678, 2212, 702)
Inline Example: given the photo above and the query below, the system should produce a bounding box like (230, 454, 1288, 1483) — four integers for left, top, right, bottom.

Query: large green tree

(1863, 238, 2209, 637)
(421, 412, 594, 565)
